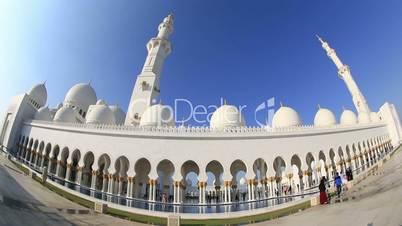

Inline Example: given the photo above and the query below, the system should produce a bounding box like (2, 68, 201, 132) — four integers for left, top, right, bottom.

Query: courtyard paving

(250, 148, 402, 226)
(0, 154, 147, 226)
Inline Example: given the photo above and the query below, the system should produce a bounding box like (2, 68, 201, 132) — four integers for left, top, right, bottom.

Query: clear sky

(0, 0, 401, 126)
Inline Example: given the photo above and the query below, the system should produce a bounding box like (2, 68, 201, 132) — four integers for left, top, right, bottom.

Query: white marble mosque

(0, 14, 401, 214)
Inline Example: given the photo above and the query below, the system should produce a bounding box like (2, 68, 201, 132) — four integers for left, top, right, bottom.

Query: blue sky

(0, 0, 401, 126)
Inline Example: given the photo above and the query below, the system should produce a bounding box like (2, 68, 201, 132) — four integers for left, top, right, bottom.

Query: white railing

(24, 119, 387, 138)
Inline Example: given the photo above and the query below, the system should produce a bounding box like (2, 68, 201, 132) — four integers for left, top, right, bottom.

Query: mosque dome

(314, 108, 336, 127)
(86, 103, 116, 125)
(64, 83, 97, 115)
(28, 83, 47, 107)
(210, 105, 245, 129)
(340, 109, 358, 125)
(358, 112, 371, 124)
(272, 106, 302, 128)
(54, 106, 80, 123)
(34, 106, 52, 121)
(370, 112, 380, 122)
(139, 104, 174, 128)
(109, 105, 126, 125)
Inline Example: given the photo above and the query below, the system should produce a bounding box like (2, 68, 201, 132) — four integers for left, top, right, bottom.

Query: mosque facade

(0, 15, 401, 213)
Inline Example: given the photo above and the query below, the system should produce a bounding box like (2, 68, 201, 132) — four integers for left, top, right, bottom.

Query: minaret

(125, 14, 174, 125)
(317, 35, 371, 115)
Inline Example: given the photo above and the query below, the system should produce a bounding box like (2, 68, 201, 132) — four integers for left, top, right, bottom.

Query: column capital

(198, 181, 207, 188)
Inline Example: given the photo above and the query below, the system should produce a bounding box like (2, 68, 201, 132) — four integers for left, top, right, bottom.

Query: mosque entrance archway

(134, 158, 151, 199)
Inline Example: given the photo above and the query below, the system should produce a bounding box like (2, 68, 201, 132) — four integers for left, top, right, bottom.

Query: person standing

(334, 172, 343, 198)
(319, 177, 328, 204)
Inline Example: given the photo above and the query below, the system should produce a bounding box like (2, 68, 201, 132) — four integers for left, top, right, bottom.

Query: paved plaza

(0, 154, 147, 226)
(251, 149, 402, 226)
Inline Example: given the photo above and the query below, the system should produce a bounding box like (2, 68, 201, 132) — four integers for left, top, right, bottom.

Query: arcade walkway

(0, 154, 146, 226)
(251, 147, 402, 226)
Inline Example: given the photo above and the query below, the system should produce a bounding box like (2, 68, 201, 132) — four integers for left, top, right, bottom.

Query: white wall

(19, 120, 389, 181)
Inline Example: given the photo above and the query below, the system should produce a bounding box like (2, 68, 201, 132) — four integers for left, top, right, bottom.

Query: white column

(148, 181, 153, 201)
(251, 181, 255, 200)
(126, 177, 133, 197)
(152, 180, 156, 201)
(90, 171, 97, 189)
(247, 182, 251, 201)
(269, 178, 275, 197)
(199, 182, 203, 204)
(178, 183, 182, 203)
(108, 175, 114, 193)
(90, 170, 97, 197)
(173, 182, 177, 203)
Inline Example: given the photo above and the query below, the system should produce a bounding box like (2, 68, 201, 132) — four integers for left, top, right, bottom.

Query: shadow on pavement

(0, 162, 78, 226)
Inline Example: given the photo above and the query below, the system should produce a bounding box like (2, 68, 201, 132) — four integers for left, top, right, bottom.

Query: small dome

(272, 106, 302, 128)
(96, 99, 107, 106)
(314, 108, 336, 127)
(139, 104, 174, 127)
(109, 105, 126, 125)
(34, 106, 52, 121)
(86, 105, 116, 125)
(370, 112, 380, 122)
(210, 105, 245, 129)
(340, 109, 357, 125)
(28, 83, 47, 107)
(358, 112, 371, 124)
(64, 83, 97, 114)
(54, 106, 80, 123)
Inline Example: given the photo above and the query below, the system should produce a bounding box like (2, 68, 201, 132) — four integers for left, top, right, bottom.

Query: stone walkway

(0, 155, 147, 226)
(250, 149, 402, 226)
